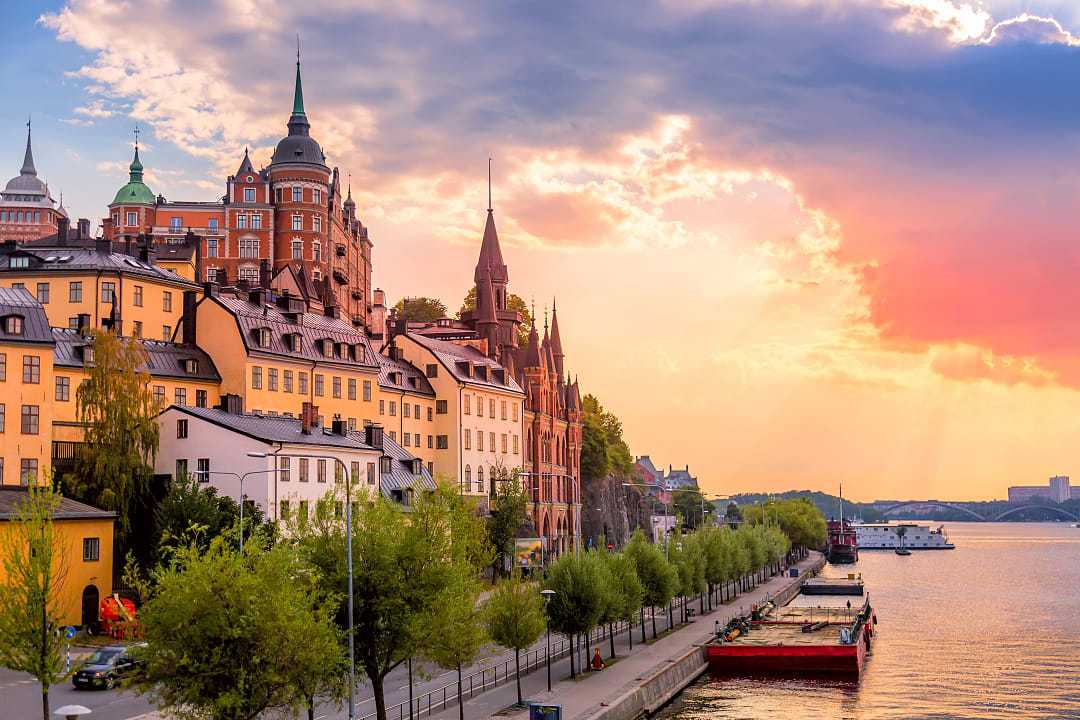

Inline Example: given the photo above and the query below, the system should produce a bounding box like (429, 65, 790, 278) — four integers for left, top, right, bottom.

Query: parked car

(72, 644, 144, 690)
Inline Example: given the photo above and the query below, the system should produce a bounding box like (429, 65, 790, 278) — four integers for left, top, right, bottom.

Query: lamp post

(250, 451, 357, 720)
(196, 462, 281, 553)
(540, 588, 556, 691)
(622, 481, 670, 558)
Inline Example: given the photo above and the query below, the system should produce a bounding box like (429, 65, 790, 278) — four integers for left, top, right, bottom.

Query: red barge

(707, 578, 877, 676)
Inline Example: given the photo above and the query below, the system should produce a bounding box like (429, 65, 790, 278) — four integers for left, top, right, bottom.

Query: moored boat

(827, 519, 859, 564)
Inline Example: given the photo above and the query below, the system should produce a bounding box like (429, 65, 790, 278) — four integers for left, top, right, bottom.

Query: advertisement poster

(515, 538, 544, 568)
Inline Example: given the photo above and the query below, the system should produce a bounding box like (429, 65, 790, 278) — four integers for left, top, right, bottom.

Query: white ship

(854, 522, 955, 550)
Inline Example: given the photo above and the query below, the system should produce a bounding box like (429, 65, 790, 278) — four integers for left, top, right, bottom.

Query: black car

(72, 644, 143, 690)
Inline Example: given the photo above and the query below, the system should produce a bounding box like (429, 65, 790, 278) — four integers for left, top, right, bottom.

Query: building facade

(0, 123, 67, 243)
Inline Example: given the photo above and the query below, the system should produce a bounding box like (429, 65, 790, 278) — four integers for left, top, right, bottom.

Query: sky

(3, 1, 1080, 501)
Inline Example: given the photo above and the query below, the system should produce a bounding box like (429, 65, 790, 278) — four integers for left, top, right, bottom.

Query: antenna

(487, 157, 492, 211)
(297, 34, 301, 64)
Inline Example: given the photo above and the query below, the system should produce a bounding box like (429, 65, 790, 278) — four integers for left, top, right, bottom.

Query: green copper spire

(112, 129, 155, 205)
(292, 37, 305, 116)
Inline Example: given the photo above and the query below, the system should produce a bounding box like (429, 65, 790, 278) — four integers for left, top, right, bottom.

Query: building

(1008, 475, 1072, 504)
(664, 464, 699, 491)
(101, 56, 373, 330)
(1049, 475, 1071, 503)
(0, 122, 67, 243)
(376, 348, 437, 468)
(0, 487, 116, 626)
(634, 455, 670, 503)
(154, 402, 434, 519)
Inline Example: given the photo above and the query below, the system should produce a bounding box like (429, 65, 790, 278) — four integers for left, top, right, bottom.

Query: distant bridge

(879, 500, 1079, 523)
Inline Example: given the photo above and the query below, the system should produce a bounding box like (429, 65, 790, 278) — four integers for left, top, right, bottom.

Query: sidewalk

(420, 552, 822, 720)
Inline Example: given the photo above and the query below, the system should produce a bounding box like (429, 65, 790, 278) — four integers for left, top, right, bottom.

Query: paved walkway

(414, 552, 823, 720)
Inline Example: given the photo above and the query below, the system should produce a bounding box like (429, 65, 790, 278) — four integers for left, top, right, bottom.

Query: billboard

(515, 538, 545, 568)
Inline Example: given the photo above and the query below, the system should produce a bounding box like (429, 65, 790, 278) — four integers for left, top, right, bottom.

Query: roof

(211, 292, 378, 368)
(474, 210, 507, 284)
(0, 245, 198, 287)
(270, 60, 326, 168)
(166, 405, 379, 450)
(52, 328, 220, 381)
(3, 124, 48, 198)
(351, 431, 437, 494)
(404, 332, 523, 393)
(0, 488, 117, 521)
(0, 287, 53, 344)
(377, 352, 435, 397)
(235, 148, 255, 177)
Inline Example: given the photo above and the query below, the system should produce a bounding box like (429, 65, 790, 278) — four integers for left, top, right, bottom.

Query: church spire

(20, 117, 36, 177)
(474, 160, 507, 286)
(293, 35, 306, 116)
(550, 298, 565, 377)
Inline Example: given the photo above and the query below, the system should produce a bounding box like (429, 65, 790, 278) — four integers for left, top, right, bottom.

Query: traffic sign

(64, 626, 76, 639)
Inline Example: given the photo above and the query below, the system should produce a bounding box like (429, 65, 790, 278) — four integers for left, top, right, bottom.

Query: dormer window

(390, 371, 401, 385)
(184, 358, 199, 375)
(3, 315, 23, 334)
(380, 456, 393, 474)
(334, 342, 343, 359)
(9, 256, 29, 269)
(82, 345, 94, 364)
(411, 458, 422, 476)
(285, 333, 302, 352)
(254, 327, 272, 348)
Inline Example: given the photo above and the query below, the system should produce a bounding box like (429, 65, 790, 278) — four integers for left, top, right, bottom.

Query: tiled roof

(0, 488, 116, 521)
(167, 405, 377, 450)
(212, 293, 378, 368)
(352, 431, 437, 494)
(405, 332, 523, 393)
(52, 329, 221, 382)
(0, 245, 197, 287)
(377, 353, 435, 397)
(0, 287, 53, 344)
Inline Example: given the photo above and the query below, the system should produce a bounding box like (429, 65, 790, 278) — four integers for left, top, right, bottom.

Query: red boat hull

(707, 625, 868, 675)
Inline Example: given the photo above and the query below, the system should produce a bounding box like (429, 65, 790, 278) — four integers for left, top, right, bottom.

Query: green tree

(66, 330, 159, 549)
(671, 530, 706, 621)
(0, 483, 71, 720)
(486, 467, 528, 581)
(724, 501, 742, 528)
(600, 547, 642, 656)
(624, 530, 677, 639)
(130, 531, 345, 720)
(393, 296, 448, 324)
(422, 573, 487, 720)
(672, 488, 705, 530)
(580, 394, 633, 482)
(484, 576, 546, 706)
(458, 288, 534, 346)
(543, 551, 605, 677)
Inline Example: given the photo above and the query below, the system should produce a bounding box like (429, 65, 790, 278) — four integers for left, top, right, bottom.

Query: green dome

(111, 147, 155, 205)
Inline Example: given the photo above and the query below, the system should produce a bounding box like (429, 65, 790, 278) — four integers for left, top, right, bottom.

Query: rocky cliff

(581, 473, 652, 548)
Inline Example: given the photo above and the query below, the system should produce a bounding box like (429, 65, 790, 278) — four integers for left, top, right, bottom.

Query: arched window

(477, 466, 484, 493)
(464, 465, 471, 494)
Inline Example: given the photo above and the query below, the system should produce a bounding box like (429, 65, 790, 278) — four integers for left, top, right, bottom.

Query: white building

(1049, 475, 1071, 504)
(155, 401, 436, 522)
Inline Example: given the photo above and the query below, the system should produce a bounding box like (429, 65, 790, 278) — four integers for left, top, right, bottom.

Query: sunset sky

(4, 1, 1080, 501)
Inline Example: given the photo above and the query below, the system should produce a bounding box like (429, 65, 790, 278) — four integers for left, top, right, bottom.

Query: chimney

(301, 402, 319, 435)
(216, 393, 244, 415)
(331, 419, 348, 436)
(259, 259, 271, 290)
(56, 217, 69, 246)
(124, 235, 134, 257)
(248, 287, 267, 305)
(202, 281, 219, 298)
(76, 313, 91, 337)
(182, 290, 198, 345)
(95, 237, 111, 254)
(77, 218, 90, 240)
(139, 234, 156, 263)
(365, 423, 384, 449)
(325, 304, 341, 320)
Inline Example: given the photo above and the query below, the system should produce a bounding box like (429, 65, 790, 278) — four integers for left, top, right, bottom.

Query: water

(660, 522, 1080, 720)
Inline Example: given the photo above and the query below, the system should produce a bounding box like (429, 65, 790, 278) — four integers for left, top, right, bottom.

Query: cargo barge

(707, 581, 877, 675)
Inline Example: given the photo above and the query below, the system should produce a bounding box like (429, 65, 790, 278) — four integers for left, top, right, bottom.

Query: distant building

(1008, 476, 1071, 504)
(1, 122, 68, 243)
(1049, 475, 1071, 503)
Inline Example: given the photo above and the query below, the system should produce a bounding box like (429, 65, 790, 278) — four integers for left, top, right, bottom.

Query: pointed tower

(20, 120, 36, 177)
(476, 271, 500, 359)
(474, 159, 509, 307)
(343, 178, 356, 223)
(235, 147, 255, 176)
(111, 143, 155, 205)
(550, 298, 565, 378)
(270, 44, 326, 168)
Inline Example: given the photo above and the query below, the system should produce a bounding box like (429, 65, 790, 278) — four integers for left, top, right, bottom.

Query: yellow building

(376, 350, 437, 472)
(0, 488, 116, 627)
(0, 287, 54, 485)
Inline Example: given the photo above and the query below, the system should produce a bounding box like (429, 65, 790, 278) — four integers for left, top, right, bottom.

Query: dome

(3, 122, 48, 198)
(111, 147, 155, 205)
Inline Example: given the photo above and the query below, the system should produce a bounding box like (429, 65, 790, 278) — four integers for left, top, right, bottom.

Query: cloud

(73, 99, 115, 119)
(930, 344, 1053, 386)
(983, 13, 1080, 46)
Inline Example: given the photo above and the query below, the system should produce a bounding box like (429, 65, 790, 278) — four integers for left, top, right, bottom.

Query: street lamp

(540, 588, 556, 691)
(196, 462, 281, 553)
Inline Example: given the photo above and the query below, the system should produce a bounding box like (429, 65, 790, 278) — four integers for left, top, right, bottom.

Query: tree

(422, 573, 487, 720)
(393, 296, 448, 324)
(458, 287, 535, 346)
(724, 501, 742, 528)
(581, 394, 633, 482)
(0, 483, 70, 720)
(672, 489, 705, 530)
(601, 548, 643, 655)
(484, 576, 546, 706)
(671, 530, 706, 621)
(624, 530, 676, 639)
(130, 532, 345, 720)
(543, 551, 605, 677)
(66, 330, 159, 550)
(486, 467, 528, 581)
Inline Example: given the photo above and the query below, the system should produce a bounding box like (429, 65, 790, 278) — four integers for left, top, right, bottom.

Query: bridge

(879, 500, 1079, 523)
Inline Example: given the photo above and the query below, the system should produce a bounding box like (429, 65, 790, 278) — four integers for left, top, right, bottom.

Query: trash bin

(528, 702, 562, 720)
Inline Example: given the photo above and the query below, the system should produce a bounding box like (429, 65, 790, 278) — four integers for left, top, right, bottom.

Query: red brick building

(102, 57, 373, 329)
(1, 122, 68, 243)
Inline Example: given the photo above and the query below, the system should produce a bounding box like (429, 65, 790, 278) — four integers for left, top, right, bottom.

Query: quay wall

(581, 553, 826, 720)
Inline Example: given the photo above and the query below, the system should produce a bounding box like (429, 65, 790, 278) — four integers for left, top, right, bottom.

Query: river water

(659, 522, 1080, 720)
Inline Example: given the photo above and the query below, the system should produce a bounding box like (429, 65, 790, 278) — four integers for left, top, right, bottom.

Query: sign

(64, 626, 77, 640)
(515, 538, 544, 568)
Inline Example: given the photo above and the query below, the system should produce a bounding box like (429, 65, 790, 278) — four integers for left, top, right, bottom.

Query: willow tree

(69, 330, 159, 543)
(0, 483, 70, 720)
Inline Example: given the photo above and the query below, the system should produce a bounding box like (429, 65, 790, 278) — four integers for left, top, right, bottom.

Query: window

(415, 404, 420, 420)
(69, 281, 82, 303)
(207, 238, 218, 258)
(403, 433, 411, 447)
(55, 376, 69, 401)
(489, 399, 496, 418)
(367, 462, 376, 486)
(477, 431, 484, 452)
(380, 456, 393, 474)
(252, 213, 262, 230)
(22, 356, 40, 384)
(268, 368, 278, 391)
(513, 434, 519, 455)
(19, 459, 37, 485)
(414, 433, 420, 448)
(463, 395, 471, 415)
(153, 385, 165, 406)
(314, 215, 322, 233)
(175, 388, 187, 406)
(132, 320, 142, 338)
(501, 401, 507, 420)
(313, 242, 321, 263)
(489, 432, 495, 453)
(464, 429, 471, 450)
(177, 419, 188, 438)
(317, 459, 327, 483)
(313, 188, 321, 204)
(284, 370, 294, 393)
(292, 214, 303, 231)
(403, 403, 410, 419)
(426, 363, 438, 378)
(465, 465, 471, 487)
(0, 353, 6, 381)
(279, 457, 291, 482)
(512, 404, 518, 422)
(314, 374, 324, 397)
(237, 214, 247, 230)
(36, 282, 49, 304)
(427, 407, 433, 421)
(197, 458, 210, 481)
(299, 458, 309, 482)
(133, 285, 143, 307)
(163, 291, 173, 312)
(240, 237, 259, 257)
(332, 376, 341, 398)
(293, 186, 303, 202)
(389, 430, 397, 442)
(476, 396, 483, 417)
(427, 435, 433, 449)
(112, 212, 119, 227)
(379, 399, 385, 416)
(436, 400, 448, 415)
(348, 460, 360, 484)
(389, 401, 397, 417)
(280, 500, 290, 519)
(477, 466, 484, 493)
(363, 380, 372, 401)
(299, 372, 308, 395)
(348, 418, 357, 430)
(126, 211, 137, 226)
(170, 217, 182, 230)
(0, 404, 5, 432)
(239, 266, 259, 284)
(244, 187, 256, 203)
(251, 366, 262, 389)
(502, 434, 508, 453)
(348, 378, 357, 400)
(101, 282, 115, 303)
(208, 218, 219, 230)
(175, 458, 187, 479)
(163, 325, 172, 341)
(196, 389, 207, 408)
(9, 256, 28, 269)
(292, 240, 303, 259)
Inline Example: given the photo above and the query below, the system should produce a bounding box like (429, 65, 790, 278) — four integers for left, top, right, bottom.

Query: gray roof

(405, 333, 523, 393)
(377, 353, 435, 397)
(0, 287, 54, 345)
(212, 293, 378, 368)
(350, 430, 437, 494)
(0, 245, 197, 287)
(0, 488, 116, 521)
(52, 329, 221, 381)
